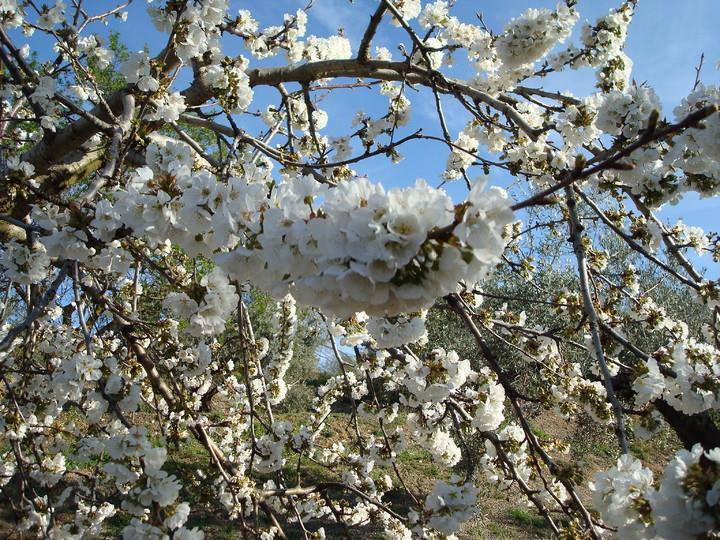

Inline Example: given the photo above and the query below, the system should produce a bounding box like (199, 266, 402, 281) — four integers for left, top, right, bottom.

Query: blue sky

(15, 1, 720, 273)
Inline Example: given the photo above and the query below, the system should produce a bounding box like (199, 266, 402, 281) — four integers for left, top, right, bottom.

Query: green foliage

(507, 507, 548, 529)
(89, 31, 131, 94)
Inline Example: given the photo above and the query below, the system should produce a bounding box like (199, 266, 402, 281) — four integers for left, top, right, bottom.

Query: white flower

(591, 454, 655, 539)
(471, 377, 505, 431)
(367, 311, 427, 349)
(495, 3, 578, 69)
(650, 444, 717, 539)
(389, 0, 421, 26)
(164, 502, 191, 530)
(424, 480, 479, 535)
(147, 92, 186, 123)
(143, 446, 167, 476)
(633, 358, 665, 407)
(288, 35, 352, 63)
(429, 429, 461, 467)
(596, 86, 661, 139)
(0, 241, 50, 285)
(120, 51, 158, 92)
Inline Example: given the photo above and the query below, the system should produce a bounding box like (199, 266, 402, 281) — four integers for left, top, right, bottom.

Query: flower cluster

(634, 337, 720, 415)
(422, 479, 479, 535)
(402, 348, 466, 401)
(665, 84, 720, 197)
(595, 86, 661, 139)
(0, 240, 50, 285)
(120, 51, 160, 93)
(164, 268, 239, 337)
(420, 1, 494, 74)
(575, 2, 635, 90)
(389, 0, 422, 26)
(218, 176, 514, 317)
(366, 311, 428, 349)
(288, 34, 352, 63)
(263, 294, 298, 405)
(202, 57, 254, 115)
(494, 3, 578, 69)
(555, 95, 603, 147)
(592, 445, 720, 539)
